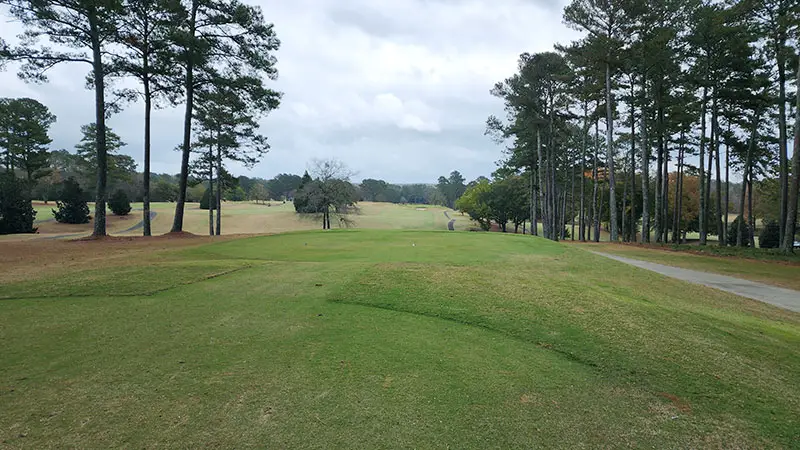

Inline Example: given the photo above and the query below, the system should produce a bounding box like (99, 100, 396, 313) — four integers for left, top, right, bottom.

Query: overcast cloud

(0, 0, 582, 184)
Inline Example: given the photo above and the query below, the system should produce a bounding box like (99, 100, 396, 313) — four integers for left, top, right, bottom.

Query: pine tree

(1, 0, 124, 237)
(53, 177, 90, 224)
(108, 189, 131, 216)
(0, 173, 37, 234)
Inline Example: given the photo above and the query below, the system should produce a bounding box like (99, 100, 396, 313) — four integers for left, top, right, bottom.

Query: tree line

(0, 0, 281, 238)
(484, 0, 799, 253)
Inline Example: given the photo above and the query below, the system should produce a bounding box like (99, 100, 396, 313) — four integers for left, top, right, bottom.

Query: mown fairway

(2, 201, 472, 241)
(1, 230, 799, 448)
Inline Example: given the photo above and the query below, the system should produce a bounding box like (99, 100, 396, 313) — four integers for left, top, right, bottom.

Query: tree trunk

(580, 101, 588, 241)
(215, 144, 222, 236)
(748, 164, 755, 248)
(662, 136, 669, 243)
(781, 55, 800, 253)
(89, 10, 108, 238)
(629, 92, 636, 243)
(655, 104, 663, 243)
(699, 86, 708, 245)
(571, 157, 575, 241)
(739, 114, 758, 247)
(529, 166, 536, 236)
(705, 117, 713, 243)
(778, 53, 788, 245)
(171, 1, 198, 233)
(622, 155, 628, 242)
(673, 140, 684, 243)
(598, 181, 605, 241)
(208, 142, 214, 236)
(713, 98, 723, 246)
(532, 167, 539, 236)
(724, 124, 730, 245)
(143, 76, 152, 236)
(537, 127, 547, 239)
(561, 189, 567, 240)
(605, 63, 618, 242)
(142, 36, 152, 237)
(640, 74, 650, 243)
(550, 144, 558, 241)
(593, 119, 600, 242)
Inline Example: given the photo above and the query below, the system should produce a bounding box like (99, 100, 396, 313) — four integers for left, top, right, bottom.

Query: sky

(0, 0, 583, 184)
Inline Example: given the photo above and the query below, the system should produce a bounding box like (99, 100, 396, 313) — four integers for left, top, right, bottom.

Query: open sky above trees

(0, 0, 583, 184)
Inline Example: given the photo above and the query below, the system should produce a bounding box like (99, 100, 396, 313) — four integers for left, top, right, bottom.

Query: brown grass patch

(657, 392, 692, 413)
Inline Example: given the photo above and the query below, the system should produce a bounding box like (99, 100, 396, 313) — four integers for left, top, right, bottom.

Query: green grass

(32, 203, 55, 223)
(580, 242, 800, 291)
(1, 230, 799, 448)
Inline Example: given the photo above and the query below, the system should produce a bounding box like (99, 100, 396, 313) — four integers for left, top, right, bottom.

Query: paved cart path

(590, 251, 800, 313)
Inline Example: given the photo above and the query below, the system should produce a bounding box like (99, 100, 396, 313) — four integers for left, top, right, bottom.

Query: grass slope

(1, 230, 799, 448)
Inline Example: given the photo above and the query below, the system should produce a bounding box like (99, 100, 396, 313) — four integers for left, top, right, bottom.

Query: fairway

(2, 201, 475, 241)
(1, 230, 799, 448)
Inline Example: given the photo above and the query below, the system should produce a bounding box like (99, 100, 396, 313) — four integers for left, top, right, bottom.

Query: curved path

(443, 211, 455, 231)
(590, 251, 800, 312)
(120, 211, 157, 233)
(40, 210, 158, 240)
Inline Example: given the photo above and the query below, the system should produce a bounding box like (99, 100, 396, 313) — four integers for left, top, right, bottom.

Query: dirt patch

(657, 392, 691, 413)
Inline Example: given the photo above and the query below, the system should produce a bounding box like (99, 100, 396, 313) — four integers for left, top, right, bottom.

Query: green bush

(0, 173, 37, 235)
(758, 220, 780, 249)
(53, 177, 90, 224)
(200, 187, 217, 210)
(109, 189, 132, 216)
(727, 215, 750, 247)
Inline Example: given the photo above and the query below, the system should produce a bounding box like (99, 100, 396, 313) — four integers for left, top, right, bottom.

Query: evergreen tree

(0, 97, 56, 182)
(170, 0, 281, 233)
(53, 177, 90, 224)
(294, 171, 313, 213)
(0, 173, 37, 234)
(108, 189, 131, 216)
(1, 0, 124, 237)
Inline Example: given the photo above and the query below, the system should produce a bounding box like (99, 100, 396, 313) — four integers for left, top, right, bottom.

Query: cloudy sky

(0, 0, 582, 184)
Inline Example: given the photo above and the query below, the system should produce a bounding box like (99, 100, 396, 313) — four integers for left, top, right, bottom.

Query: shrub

(727, 215, 750, 247)
(53, 177, 90, 224)
(200, 187, 217, 210)
(109, 189, 132, 216)
(758, 220, 780, 249)
(0, 173, 37, 235)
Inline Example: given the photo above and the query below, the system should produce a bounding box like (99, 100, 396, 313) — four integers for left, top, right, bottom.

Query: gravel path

(590, 251, 800, 313)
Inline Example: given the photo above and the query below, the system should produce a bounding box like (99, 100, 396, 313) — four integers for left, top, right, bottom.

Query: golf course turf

(1, 230, 798, 448)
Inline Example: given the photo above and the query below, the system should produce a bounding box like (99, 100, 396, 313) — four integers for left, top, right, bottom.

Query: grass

(1, 230, 799, 448)
(3, 201, 475, 241)
(578, 242, 800, 291)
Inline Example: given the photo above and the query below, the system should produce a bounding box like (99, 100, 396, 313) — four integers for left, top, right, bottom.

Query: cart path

(590, 251, 800, 313)
(40, 210, 157, 240)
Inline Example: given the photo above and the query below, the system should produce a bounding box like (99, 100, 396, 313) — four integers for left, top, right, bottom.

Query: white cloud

(0, 0, 582, 183)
